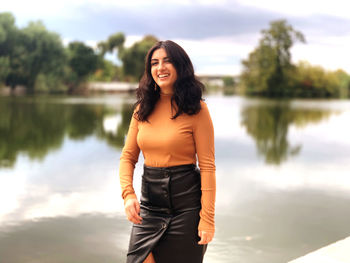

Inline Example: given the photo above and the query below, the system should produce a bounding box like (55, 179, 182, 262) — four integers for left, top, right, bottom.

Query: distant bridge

(88, 82, 138, 92)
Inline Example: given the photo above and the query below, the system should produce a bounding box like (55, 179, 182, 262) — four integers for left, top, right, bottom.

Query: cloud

(234, 0, 350, 19)
(173, 36, 255, 75)
(1, 0, 349, 74)
(1, 1, 280, 40)
(2, 0, 350, 41)
(292, 34, 350, 72)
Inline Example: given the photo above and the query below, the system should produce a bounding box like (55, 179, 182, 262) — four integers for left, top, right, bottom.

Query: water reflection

(1, 94, 350, 263)
(210, 189, 350, 263)
(0, 96, 134, 167)
(0, 213, 130, 263)
(240, 99, 334, 164)
(1, 95, 340, 168)
(99, 103, 133, 149)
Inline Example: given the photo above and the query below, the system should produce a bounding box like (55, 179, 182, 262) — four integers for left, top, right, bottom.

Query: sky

(1, 0, 350, 75)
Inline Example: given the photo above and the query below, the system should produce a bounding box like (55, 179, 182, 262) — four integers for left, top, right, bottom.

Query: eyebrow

(151, 57, 170, 61)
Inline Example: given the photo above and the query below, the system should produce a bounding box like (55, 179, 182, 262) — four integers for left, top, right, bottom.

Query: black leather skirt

(126, 163, 207, 263)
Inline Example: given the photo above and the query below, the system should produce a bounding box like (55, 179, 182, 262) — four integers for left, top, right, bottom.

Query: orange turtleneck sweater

(119, 92, 216, 232)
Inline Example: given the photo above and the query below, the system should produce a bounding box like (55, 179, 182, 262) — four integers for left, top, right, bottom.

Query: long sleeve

(193, 101, 216, 232)
(119, 108, 141, 204)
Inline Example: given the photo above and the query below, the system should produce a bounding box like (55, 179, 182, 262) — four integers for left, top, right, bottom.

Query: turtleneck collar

(160, 91, 174, 97)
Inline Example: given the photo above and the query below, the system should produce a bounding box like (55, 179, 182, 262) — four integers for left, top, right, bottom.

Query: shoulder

(198, 100, 210, 115)
(193, 100, 212, 121)
(199, 100, 208, 109)
(192, 100, 214, 129)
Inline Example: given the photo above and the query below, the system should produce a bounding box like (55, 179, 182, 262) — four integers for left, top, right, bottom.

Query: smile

(158, 74, 169, 79)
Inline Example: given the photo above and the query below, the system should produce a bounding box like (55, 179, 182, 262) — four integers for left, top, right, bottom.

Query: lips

(158, 74, 169, 79)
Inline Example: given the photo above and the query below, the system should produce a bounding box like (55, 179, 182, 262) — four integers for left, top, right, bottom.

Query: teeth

(159, 74, 169, 78)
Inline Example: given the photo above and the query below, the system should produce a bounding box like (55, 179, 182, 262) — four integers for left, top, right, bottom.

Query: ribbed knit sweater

(119, 92, 216, 231)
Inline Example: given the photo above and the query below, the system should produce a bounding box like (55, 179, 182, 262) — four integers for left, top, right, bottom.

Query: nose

(157, 61, 166, 71)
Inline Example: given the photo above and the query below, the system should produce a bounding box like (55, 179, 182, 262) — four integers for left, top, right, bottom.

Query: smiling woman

(119, 40, 216, 263)
(150, 48, 178, 95)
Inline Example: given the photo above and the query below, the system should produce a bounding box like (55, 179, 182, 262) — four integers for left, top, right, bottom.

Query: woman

(119, 40, 216, 263)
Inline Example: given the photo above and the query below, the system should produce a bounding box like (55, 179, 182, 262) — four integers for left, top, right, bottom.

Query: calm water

(1, 93, 350, 263)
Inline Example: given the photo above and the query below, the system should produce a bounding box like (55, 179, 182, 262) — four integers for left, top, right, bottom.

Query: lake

(1, 93, 350, 263)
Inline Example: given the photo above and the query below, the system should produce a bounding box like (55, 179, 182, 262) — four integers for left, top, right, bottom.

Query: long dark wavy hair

(134, 40, 205, 122)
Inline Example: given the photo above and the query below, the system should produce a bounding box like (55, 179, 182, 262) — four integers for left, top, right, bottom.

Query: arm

(193, 101, 216, 234)
(119, 107, 141, 204)
(119, 107, 143, 224)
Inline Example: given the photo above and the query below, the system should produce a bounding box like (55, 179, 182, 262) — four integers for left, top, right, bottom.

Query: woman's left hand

(198, 230, 215, 245)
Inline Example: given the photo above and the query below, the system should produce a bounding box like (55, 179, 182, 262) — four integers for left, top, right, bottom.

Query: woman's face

(150, 48, 177, 92)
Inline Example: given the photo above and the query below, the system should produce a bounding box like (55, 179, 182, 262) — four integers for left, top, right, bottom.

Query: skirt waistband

(143, 163, 196, 173)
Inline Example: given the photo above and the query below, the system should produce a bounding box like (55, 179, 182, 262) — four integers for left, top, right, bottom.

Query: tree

(90, 59, 118, 82)
(222, 75, 236, 95)
(294, 61, 350, 97)
(240, 19, 305, 96)
(0, 13, 18, 88)
(0, 12, 17, 56)
(97, 32, 125, 57)
(95, 32, 125, 81)
(85, 32, 158, 82)
(334, 69, 350, 98)
(12, 21, 67, 92)
(119, 35, 158, 81)
(0, 56, 10, 86)
(67, 41, 98, 88)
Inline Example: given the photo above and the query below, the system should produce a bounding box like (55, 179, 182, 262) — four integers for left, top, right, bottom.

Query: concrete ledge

(289, 237, 350, 263)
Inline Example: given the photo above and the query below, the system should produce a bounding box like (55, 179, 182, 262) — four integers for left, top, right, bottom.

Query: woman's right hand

(124, 198, 143, 224)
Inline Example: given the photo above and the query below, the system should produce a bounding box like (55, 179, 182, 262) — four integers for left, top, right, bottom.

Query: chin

(158, 83, 171, 89)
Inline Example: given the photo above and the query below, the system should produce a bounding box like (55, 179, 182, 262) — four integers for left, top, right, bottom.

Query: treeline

(0, 12, 158, 93)
(1, 12, 349, 97)
(239, 19, 350, 98)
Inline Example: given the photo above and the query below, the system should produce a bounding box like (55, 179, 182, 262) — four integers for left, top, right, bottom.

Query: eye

(151, 62, 158, 66)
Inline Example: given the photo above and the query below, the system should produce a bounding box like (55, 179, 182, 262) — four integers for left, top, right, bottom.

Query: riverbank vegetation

(238, 19, 350, 98)
(0, 12, 157, 94)
(1, 12, 349, 97)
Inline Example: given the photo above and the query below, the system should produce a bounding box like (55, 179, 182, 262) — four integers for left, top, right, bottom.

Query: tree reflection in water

(0, 96, 134, 167)
(240, 99, 334, 165)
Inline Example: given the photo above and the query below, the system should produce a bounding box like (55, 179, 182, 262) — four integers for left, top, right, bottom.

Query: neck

(160, 87, 174, 95)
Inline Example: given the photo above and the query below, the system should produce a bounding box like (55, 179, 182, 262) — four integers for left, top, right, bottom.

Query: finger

(129, 208, 142, 223)
(126, 205, 141, 224)
(131, 208, 143, 222)
(127, 214, 141, 224)
(198, 237, 207, 244)
(134, 201, 140, 214)
(133, 202, 142, 221)
(197, 231, 202, 244)
(198, 233, 208, 245)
